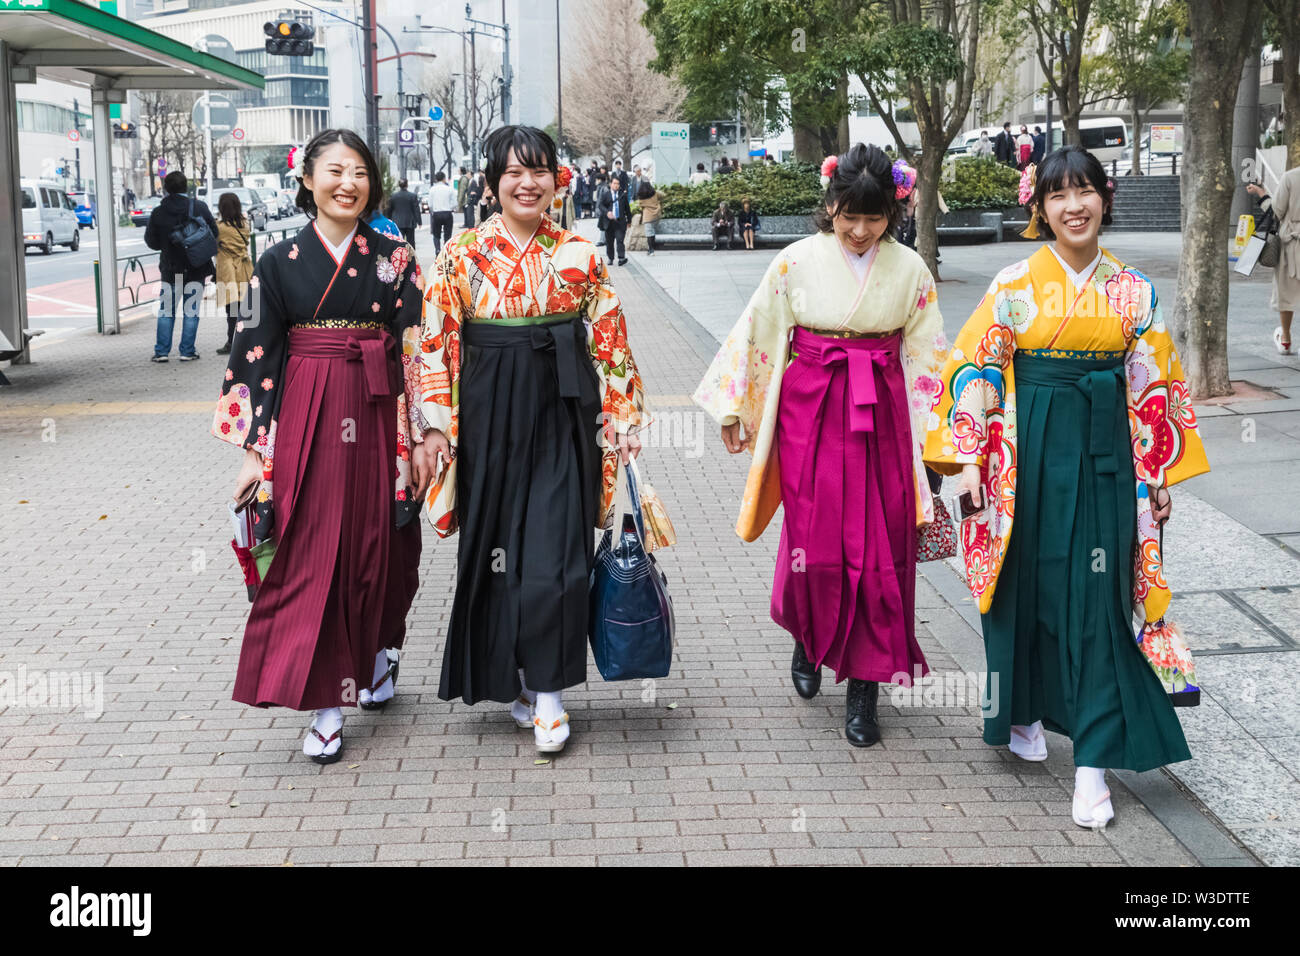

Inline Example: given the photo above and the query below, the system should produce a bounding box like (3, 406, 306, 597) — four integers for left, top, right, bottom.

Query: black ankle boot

(790, 642, 821, 699)
(845, 679, 880, 747)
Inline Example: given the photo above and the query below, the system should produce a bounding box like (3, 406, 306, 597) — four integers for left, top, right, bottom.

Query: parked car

(130, 195, 163, 227)
(256, 187, 289, 220)
(211, 187, 268, 230)
(66, 190, 96, 227)
(21, 178, 80, 254)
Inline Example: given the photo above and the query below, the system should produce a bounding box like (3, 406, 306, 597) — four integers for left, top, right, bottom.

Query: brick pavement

(0, 231, 1203, 866)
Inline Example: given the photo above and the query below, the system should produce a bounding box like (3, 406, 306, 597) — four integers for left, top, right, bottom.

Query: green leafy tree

(642, 0, 857, 161)
(1016, 0, 1095, 145)
(1092, 0, 1190, 176)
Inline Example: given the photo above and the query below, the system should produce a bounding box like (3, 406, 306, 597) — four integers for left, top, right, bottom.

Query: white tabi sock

(304, 707, 343, 757)
(517, 668, 537, 704)
(535, 690, 564, 725)
(370, 649, 396, 703)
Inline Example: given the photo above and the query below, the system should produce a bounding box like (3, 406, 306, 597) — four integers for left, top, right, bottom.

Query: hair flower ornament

(556, 166, 572, 189)
(287, 145, 306, 182)
(891, 160, 917, 199)
(819, 154, 839, 187)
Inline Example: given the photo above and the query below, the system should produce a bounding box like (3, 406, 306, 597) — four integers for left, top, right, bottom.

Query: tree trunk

(1173, 0, 1264, 399)
(1284, 36, 1300, 170)
(1130, 99, 1143, 176)
(915, 141, 945, 280)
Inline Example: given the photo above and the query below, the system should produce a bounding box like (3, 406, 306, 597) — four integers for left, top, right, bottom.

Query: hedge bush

(941, 157, 1021, 210)
(660, 161, 824, 219)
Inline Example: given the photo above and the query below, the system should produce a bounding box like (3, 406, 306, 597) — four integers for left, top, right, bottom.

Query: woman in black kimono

(213, 128, 432, 764)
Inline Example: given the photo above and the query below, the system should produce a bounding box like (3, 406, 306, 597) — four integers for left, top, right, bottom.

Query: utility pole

(362, 0, 379, 156)
(501, 0, 511, 125)
(469, 25, 477, 170)
(73, 96, 83, 192)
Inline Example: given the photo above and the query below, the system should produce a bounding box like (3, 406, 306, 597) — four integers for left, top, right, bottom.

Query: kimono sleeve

(1125, 290, 1210, 488)
(585, 251, 647, 435)
(212, 251, 287, 454)
(923, 280, 1009, 475)
(901, 264, 947, 447)
(392, 246, 427, 442)
(693, 249, 795, 438)
(417, 244, 463, 444)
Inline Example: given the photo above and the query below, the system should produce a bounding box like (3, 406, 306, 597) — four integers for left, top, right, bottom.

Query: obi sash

(287, 325, 400, 401)
(1013, 350, 1126, 474)
(789, 326, 902, 433)
(464, 312, 589, 400)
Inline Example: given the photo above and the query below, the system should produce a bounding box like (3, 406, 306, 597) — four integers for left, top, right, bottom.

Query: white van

(950, 117, 1130, 163)
(21, 178, 80, 254)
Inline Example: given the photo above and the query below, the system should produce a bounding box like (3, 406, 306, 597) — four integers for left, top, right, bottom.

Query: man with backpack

(145, 170, 217, 363)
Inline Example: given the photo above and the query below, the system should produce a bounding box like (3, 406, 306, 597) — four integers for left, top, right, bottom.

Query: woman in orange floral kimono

(924, 148, 1209, 830)
(417, 126, 648, 754)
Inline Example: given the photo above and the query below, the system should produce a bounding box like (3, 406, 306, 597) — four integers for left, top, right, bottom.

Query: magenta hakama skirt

(232, 326, 411, 710)
(770, 326, 928, 685)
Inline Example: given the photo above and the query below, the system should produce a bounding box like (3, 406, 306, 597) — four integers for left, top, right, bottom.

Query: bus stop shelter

(0, 0, 263, 370)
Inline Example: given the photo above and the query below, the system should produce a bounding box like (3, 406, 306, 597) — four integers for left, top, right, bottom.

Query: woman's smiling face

(304, 142, 370, 223)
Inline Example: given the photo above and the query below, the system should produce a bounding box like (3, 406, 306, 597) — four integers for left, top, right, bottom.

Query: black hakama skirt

(439, 314, 603, 705)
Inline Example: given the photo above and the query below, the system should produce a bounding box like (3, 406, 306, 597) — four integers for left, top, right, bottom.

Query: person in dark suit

(597, 175, 631, 265)
(1031, 125, 1046, 165)
(994, 121, 1016, 167)
(465, 170, 484, 227)
(145, 170, 216, 362)
(387, 179, 422, 246)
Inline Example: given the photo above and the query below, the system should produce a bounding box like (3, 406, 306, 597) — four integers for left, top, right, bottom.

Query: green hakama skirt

(980, 351, 1191, 772)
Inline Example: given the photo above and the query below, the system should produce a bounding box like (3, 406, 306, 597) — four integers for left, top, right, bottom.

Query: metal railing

(93, 251, 161, 333)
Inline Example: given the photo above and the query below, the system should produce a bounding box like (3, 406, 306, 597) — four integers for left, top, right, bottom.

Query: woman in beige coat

(214, 191, 254, 356)
(1249, 168, 1299, 355)
(637, 181, 664, 255)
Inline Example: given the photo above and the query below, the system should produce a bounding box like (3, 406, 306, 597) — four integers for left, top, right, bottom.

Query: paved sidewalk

(0, 223, 1247, 866)
(634, 228, 1299, 866)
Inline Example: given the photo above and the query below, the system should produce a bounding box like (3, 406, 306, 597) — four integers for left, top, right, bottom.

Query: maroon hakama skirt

(770, 327, 928, 685)
(232, 326, 408, 709)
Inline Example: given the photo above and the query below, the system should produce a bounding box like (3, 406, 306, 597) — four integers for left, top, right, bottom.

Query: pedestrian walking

(694, 144, 945, 747)
(213, 191, 252, 357)
(466, 169, 484, 228)
(972, 130, 994, 159)
(417, 125, 650, 754)
(212, 129, 428, 764)
(1017, 125, 1034, 169)
(1031, 125, 1046, 165)
(1248, 171, 1299, 354)
(637, 180, 664, 255)
(736, 198, 760, 249)
(689, 162, 711, 186)
(388, 178, 422, 247)
(710, 200, 734, 250)
(598, 174, 631, 265)
(994, 121, 1016, 167)
(428, 170, 456, 254)
(924, 146, 1210, 829)
(145, 170, 216, 363)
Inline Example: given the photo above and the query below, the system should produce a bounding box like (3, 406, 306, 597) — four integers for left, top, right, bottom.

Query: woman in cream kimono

(924, 147, 1210, 829)
(695, 144, 946, 747)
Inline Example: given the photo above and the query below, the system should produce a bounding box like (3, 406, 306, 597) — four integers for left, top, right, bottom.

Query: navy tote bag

(589, 459, 675, 681)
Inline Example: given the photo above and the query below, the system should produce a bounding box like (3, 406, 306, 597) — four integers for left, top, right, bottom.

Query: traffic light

(112, 121, 137, 139)
(264, 20, 314, 56)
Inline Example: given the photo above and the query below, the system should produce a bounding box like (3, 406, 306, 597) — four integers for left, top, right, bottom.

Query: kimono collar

(1046, 243, 1102, 290)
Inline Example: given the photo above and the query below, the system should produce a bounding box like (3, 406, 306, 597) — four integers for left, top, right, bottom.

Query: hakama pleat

(439, 316, 603, 705)
(980, 352, 1191, 772)
(771, 327, 926, 684)
(232, 327, 401, 709)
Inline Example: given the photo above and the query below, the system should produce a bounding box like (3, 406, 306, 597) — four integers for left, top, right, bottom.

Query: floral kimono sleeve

(212, 252, 288, 454)
(584, 251, 647, 435)
(692, 250, 795, 436)
(1125, 291, 1210, 489)
(393, 249, 426, 443)
(417, 246, 464, 445)
(923, 281, 1009, 475)
(901, 265, 947, 447)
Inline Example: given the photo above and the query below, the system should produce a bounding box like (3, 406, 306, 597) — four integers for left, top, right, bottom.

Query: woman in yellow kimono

(695, 144, 947, 747)
(418, 126, 648, 755)
(924, 147, 1210, 829)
